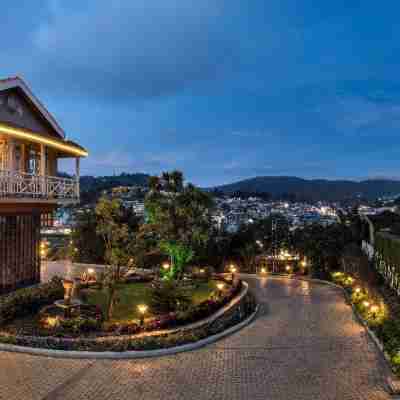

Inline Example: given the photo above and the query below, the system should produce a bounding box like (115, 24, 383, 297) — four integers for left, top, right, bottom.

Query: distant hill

(213, 176, 400, 201)
(78, 173, 150, 204)
(80, 173, 149, 192)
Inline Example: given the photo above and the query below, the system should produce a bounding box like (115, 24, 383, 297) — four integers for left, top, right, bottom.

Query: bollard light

(216, 282, 225, 298)
(138, 304, 148, 326)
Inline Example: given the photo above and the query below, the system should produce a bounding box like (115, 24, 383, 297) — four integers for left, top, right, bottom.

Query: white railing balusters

(0, 169, 79, 202)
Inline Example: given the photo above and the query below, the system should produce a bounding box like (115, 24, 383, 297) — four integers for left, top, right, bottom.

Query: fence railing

(0, 169, 79, 202)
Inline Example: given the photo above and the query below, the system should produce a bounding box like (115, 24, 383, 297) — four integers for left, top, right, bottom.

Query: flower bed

(0, 278, 254, 351)
(0, 280, 254, 352)
(330, 271, 400, 375)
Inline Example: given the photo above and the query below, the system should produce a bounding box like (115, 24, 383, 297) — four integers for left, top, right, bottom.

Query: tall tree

(95, 197, 131, 320)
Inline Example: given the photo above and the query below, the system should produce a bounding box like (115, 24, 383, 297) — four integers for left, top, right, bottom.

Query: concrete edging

(0, 280, 257, 359)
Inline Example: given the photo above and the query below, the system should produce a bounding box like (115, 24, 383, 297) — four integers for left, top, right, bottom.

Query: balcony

(0, 169, 79, 203)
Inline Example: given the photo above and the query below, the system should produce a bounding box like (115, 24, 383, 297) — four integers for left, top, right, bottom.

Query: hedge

(0, 277, 64, 326)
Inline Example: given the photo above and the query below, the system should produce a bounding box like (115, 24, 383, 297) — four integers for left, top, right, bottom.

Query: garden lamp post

(230, 264, 237, 281)
(217, 282, 225, 298)
(138, 304, 148, 326)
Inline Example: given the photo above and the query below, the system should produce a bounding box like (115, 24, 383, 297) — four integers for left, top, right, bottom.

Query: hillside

(213, 176, 400, 201)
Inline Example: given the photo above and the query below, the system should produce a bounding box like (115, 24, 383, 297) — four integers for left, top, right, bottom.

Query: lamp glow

(162, 262, 170, 270)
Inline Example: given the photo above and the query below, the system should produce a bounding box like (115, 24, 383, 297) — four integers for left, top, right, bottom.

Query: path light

(138, 304, 148, 326)
(217, 282, 225, 297)
(354, 287, 361, 294)
(363, 301, 370, 308)
(370, 305, 379, 319)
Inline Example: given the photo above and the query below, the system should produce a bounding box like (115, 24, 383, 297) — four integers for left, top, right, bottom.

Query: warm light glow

(217, 282, 225, 291)
(370, 305, 379, 313)
(46, 317, 59, 328)
(354, 287, 361, 294)
(199, 268, 205, 274)
(40, 249, 46, 257)
(87, 268, 95, 275)
(0, 122, 88, 157)
(162, 262, 170, 270)
(138, 304, 148, 314)
(301, 260, 307, 267)
(286, 265, 291, 271)
(363, 301, 370, 308)
(230, 265, 237, 273)
(261, 268, 267, 274)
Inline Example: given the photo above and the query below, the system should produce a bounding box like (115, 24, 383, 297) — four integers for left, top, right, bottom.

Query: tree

(95, 197, 131, 320)
(144, 170, 214, 267)
(160, 240, 194, 280)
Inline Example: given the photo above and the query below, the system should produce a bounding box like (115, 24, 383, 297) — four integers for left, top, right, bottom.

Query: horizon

(79, 171, 400, 187)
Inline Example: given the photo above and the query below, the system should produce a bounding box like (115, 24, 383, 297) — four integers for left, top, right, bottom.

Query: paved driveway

(0, 276, 392, 400)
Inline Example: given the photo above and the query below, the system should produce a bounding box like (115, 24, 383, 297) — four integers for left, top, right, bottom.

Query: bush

(0, 277, 64, 326)
(149, 281, 191, 313)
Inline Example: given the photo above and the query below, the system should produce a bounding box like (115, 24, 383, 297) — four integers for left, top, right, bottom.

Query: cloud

(59, 148, 196, 176)
(30, 0, 236, 99)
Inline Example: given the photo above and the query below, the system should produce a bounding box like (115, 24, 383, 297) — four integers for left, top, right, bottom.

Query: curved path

(0, 276, 392, 400)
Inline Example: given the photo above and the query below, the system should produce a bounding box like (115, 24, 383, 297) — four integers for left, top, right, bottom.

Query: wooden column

(8, 139, 16, 171)
(40, 143, 46, 197)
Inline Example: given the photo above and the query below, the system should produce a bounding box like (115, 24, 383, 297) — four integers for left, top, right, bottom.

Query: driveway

(0, 276, 391, 400)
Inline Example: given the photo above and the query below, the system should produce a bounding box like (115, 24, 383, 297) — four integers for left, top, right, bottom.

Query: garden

(0, 171, 256, 352)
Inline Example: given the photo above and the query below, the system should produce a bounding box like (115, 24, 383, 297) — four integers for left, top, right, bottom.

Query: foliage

(0, 288, 255, 352)
(149, 281, 191, 313)
(95, 197, 132, 320)
(70, 207, 105, 263)
(144, 170, 214, 260)
(292, 222, 354, 278)
(70, 203, 140, 265)
(159, 241, 194, 280)
(0, 277, 63, 326)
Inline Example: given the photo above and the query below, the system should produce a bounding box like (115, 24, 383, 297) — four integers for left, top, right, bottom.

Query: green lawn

(84, 280, 217, 323)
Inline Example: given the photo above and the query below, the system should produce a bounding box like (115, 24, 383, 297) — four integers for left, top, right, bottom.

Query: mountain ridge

(211, 176, 400, 201)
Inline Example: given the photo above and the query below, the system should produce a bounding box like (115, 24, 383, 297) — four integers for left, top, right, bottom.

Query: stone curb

(0, 304, 259, 360)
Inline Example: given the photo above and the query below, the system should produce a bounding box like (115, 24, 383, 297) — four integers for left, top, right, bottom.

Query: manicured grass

(84, 280, 217, 323)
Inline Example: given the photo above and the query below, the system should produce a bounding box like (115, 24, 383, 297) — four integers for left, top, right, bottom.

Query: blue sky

(3, 1, 400, 186)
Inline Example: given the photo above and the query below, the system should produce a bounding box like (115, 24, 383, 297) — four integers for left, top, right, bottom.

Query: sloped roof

(0, 76, 65, 139)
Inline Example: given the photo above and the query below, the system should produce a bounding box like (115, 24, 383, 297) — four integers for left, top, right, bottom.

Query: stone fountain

(54, 278, 82, 318)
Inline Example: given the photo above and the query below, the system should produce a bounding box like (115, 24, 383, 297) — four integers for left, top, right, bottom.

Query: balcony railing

(0, 169, 79, 203)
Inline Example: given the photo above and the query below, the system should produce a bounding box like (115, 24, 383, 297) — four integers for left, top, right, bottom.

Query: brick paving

(0, 276, 393, 400)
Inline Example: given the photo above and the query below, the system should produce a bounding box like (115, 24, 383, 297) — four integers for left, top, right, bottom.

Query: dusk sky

(3, 1, 400, 186)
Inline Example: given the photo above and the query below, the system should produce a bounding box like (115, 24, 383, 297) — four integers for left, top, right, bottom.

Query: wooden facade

(0, 77, 87, 293)
(0, 214, 41, 293)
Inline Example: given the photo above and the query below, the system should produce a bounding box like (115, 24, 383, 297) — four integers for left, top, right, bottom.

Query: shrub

(0, 277, 64, 326)
(149, 281, 191, 313)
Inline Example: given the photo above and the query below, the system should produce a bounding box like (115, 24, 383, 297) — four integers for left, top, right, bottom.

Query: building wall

(0, 214, 41, 294)
(0, 88, 57, 138)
